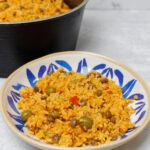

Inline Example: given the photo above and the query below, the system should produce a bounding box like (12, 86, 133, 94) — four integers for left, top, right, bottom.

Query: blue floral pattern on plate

(7, 58, 146, 140)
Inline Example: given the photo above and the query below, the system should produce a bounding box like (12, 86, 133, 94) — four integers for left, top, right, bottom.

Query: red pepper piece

(70, 96, 78, 105)
(104, 87, 109, 90)
(108, 90, 113, 94)
(68, 132, 73, 135)
(119, 128, 122, 132)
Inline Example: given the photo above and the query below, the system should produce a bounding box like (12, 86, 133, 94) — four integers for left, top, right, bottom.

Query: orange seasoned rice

(18, 68, 135, 147)
(0, 0, 70, 22)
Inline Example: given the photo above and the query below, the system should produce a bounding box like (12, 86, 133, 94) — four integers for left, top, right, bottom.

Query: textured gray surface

(87, 0, 150, 10)
(77, 9, 150, 87)
(0, 1, 150, 149)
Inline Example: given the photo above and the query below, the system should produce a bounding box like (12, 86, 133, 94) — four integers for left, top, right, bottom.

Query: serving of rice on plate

(18, 67, 135, 147)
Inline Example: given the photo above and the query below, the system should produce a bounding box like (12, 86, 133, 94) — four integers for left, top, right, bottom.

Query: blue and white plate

(1, 51, 150, 150)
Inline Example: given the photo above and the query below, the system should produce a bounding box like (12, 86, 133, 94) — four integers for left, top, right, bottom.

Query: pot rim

(0, 0, 88, 25)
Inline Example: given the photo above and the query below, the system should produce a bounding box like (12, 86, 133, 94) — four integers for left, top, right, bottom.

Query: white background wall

(86, 0, 150, 10)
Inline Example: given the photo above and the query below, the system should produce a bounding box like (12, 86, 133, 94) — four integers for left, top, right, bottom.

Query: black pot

(0, 0, 88, 77)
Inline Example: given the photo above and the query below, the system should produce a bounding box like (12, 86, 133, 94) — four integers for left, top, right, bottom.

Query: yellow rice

(18, 68, 135, 147)
(0, 0, 70, 22)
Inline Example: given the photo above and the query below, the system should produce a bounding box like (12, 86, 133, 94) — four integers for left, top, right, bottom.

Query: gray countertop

(0, 0, 150, 149)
